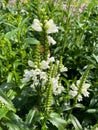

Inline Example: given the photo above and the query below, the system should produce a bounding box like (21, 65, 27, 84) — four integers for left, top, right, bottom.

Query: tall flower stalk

(69, 65, 91, 102)
(22, 11, 68, 114)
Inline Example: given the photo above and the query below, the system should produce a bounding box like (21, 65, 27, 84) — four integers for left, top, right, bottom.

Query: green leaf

(89, 98, 98, 107)
(0, 83, 16, 92)
(92, 54, 98, 63)
(69, 114, 83, 130)
(0, 127, 3, 130)
(74, 103, 85, 109)
(5, 112, 29, 130)
(24, 38, 40, 45)
(4, 29, 18, 40)
(7, 89, 16, 100)
(0, 107, 8, 120)
(7, 72, 13, 83)
(13, 60, 23, 70)
(25, 109, 36, 125)
(0, 89, 15, 112)
(48, 112, 66, 130)
(86, 109, 98, 113)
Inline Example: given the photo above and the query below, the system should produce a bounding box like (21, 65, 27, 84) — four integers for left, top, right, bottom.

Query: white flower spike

(69, 80, 90, 102)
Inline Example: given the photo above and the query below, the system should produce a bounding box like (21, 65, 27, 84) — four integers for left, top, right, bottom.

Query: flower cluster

(31, 19, 58, 45)
(22, 56, 68, 96)
(69, 80, 90, 102)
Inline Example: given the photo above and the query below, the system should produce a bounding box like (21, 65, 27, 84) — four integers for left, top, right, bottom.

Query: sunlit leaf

(48, 112, 66, 130)
(25, 109, 37, 125)
(4, 29, 18, 40)
(69, 114, 83, 130)
(0, 107, 8, 120)
(5, 112, 29, 130)
(0, 90, 15, 112)
(24, 38, 40, 45)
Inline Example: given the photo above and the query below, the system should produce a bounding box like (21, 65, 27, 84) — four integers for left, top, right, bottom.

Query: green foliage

(0, 0, 98, 129)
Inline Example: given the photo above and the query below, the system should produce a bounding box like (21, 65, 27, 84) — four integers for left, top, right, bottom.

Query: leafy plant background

(0, 0, 98, 130)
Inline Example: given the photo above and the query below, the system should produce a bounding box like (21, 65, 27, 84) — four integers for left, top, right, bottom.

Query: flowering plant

(0, 0, 98, 130)
(22, 17, 68, 113)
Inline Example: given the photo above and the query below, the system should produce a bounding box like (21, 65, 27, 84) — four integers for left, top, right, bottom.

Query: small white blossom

(31, 19, 42, 32)
(69, 79, 90, 102)
(77, 94, 83, 102)
(81, 83, 90, 97)
(34, 79, 39, 86)
(21, 69, 34, 83)
(42, 80, 47, 86)
(28, 60, 35, 68)
(60, 66, 68, 72)
(70, 83, 78, 91)
(21, 9, 28, 14)
(22, 69, 32, 80)
(30, 84, 35, 88)
(41, 60, 50, 70)
(47, 57, 55, 63)
(69, 83, 78, 97)
(82, 90, 89, 97)
(47, 36, 56, 45)
(21, 77, 30, 83)
(32, 75, 37, 82)
(51, 77, 64, 95)
(45, 19, 58, 34)
(69, 90, 78, 97)
(53, 85, 64, 95)
(30, 79, 39, 88)
(34, 69, 41, 75)
(40, 71, 47, 80)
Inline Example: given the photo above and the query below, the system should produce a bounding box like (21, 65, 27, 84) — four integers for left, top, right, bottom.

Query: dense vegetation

(0, 0, 98, 129)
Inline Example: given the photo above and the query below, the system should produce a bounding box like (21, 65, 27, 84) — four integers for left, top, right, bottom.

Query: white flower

(69, 80, 90, 102)
(21, 77, 30, 83)
(34, 69, 41, 75)
(84, 83, 90, 89)
(47, 36, 56, 45)
(40, 71, 47, 80)
(42, 80, 47, 86)
(31, 19, 42, 32)
(82, 90, 89, 97)
(77, 94, 83, 102)
(41, 60, 50, 70)
(34, 79, 39, 86)
(32, 75, 37, 82)
(76, 80, 90, 97)
(45, 19, 58, 34)
(30, 84, 35, 88)
(53, 85, 64, 95)
(22, 69, 33, 80)
(28, 60, 35, 68)
(21, 9, 28, 14)
(22, 69, 38, 83)
(70, 83, 78, 91)
(47, 56, 55, 63)
(60, 66, 68, 72)
(30, 79, 39, 88)
(69, 90, 78, 97)
(69, 83, 78, 97)
(81, 83, 90, 97)
(50, 77, 64, 95)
